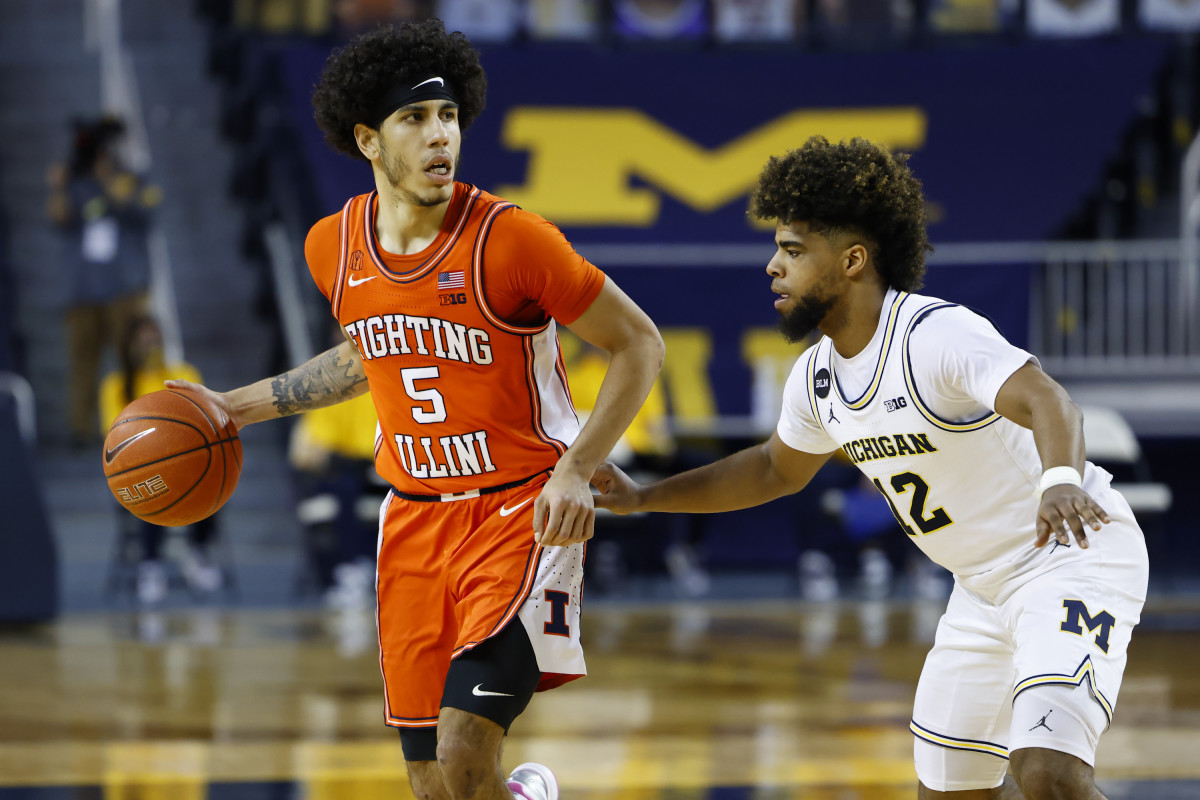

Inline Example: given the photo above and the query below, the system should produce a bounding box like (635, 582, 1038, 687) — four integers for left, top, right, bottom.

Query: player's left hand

(1035, 485, 1110, 550)
(533, 468, 595, 547)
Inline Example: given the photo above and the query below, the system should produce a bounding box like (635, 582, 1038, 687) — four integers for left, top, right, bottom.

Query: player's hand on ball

(103, 387, 241, 526)
(591, 461, 642, 516)
(533, 468, 595, 547)
(1035, 485, 1111, 550)
(164, 379, 240, 431)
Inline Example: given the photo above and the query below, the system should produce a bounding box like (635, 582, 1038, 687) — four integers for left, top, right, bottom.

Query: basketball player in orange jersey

(168, 19, 663, 800)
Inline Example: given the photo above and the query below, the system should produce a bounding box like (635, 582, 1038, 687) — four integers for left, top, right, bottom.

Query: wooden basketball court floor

(1, 597, 1198, 799)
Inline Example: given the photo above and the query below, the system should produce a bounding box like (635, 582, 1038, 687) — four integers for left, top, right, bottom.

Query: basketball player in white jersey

(594, 136, 1148, 800)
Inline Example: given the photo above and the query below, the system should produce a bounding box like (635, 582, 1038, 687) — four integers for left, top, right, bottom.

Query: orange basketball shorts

(375, 473, 587, 730)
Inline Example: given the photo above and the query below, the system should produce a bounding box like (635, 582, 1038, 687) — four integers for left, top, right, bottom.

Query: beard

(778, 292, 836, 343)
(379, 142, 456, 207)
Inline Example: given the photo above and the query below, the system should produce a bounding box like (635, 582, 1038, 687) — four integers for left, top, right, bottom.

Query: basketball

(102, 387, 242, 526)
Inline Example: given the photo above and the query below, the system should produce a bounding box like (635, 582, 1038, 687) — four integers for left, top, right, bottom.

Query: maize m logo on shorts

(1060, 599, 1116, 654)
(497, 107, 927, 226)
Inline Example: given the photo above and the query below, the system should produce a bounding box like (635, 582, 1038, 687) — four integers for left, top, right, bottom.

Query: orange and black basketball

(102, 387, 242, 526)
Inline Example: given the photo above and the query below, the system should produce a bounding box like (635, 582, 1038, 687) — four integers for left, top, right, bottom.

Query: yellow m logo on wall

(497, 107, 927, 226)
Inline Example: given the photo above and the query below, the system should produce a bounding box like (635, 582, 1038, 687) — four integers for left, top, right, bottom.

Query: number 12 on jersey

(872, 472, 954, 537)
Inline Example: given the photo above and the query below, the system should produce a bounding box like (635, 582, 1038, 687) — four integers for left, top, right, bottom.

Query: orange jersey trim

(329, 195, 354, 319)
(364, 188, 481, 284)
(473, 201, 544, 335)
(451, 542, 544, 659)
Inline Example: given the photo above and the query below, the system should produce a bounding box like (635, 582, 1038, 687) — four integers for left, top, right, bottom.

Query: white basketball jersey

(778, 289, 1119, 579)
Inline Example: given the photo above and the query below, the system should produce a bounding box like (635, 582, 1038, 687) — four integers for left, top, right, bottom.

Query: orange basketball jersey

(305, 183, 605, 496)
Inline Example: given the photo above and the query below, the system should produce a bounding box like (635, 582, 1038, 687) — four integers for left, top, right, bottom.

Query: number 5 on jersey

(401, 366, 447, 423)
(393, 366, 498, 479)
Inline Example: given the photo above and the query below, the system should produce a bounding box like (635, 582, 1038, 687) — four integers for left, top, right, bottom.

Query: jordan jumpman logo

(1028, 710, 1054, 732)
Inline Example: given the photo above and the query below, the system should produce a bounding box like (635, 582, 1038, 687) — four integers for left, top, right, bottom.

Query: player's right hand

(163, 379, 242, 431)
(533, 468, 595, 547)
(1035, 484, 1110, 550)
(591, 461, 643, 516)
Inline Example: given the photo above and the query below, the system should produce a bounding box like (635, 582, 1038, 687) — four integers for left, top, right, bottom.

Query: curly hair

(312, 19, 487, 161)
(750, 136, 932, 292)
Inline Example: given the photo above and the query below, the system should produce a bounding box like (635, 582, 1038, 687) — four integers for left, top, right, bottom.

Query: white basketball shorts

(910, 509, 1148, 792)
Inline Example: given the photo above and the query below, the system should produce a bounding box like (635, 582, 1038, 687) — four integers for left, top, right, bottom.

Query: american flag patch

(437, 271, 465, 291)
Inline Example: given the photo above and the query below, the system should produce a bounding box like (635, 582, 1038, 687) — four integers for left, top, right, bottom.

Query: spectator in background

(289, 326, 383, 609)
(1027, 0, 1119, 35)
(816, 0, 913, 43)
(100, 314, 223, 605)
(926, 0, 1008, 34)
(713, 0, 803, 41)
(614, 0, 709, 40)
(333, 0, 432, 35)
(1140, 0, 1200, 31)
(47, 115, 159, 449)
(526, 0, 599, 39)
(437, 0, 521, 40)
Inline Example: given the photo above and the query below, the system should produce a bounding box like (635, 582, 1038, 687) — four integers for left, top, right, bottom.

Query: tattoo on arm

(269, 343, 366, 417)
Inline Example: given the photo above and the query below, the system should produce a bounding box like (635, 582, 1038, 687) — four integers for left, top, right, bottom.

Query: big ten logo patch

(884, 396, 908, 412)
(497, 107, 926, 226)
(440, 292, 468, 306)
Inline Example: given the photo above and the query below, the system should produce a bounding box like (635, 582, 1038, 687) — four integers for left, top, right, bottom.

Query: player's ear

(843, 242, 870, 278)
(354, 123, 379, 161)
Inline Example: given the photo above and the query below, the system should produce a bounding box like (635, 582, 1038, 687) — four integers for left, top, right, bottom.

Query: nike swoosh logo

(412, 77, 444, 90)
(348, 275, 376, 287)
(104, 427, 156, 464)
(498, 498, 532, 517)
(472, 684, 514, 697)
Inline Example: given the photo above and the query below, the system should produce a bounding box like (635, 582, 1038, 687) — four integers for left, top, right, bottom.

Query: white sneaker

(137, 561, 167, 605)
(180, 547, 222, 593)
(507, 762, 558, 800)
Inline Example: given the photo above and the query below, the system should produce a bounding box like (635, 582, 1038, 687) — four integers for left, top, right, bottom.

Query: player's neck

(826, 288, 886, 359)
(373, 186, 453, 255)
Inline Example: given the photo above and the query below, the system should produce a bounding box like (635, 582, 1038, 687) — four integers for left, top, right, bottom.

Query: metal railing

(576, 239, 1197, 380)
(1179, 126, 1200, 358)
(1028, 239, 1199, 377)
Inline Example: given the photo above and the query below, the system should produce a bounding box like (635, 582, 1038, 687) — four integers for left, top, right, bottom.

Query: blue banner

(282, 38, 1168, 243)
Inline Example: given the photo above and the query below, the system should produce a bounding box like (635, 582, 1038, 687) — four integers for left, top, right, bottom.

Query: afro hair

(312, 19, 487, 161)
(751, 136, 932, 292)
